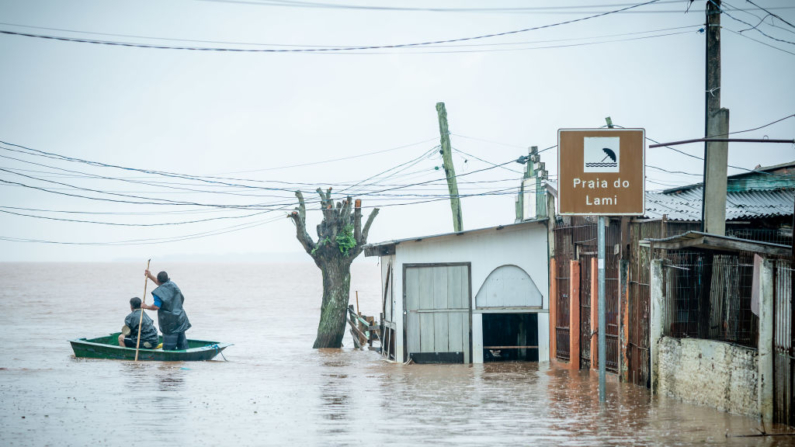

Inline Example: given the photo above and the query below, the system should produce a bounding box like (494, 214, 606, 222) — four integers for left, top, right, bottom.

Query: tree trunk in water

(288, 189, 379, 349)
(312, 259, 351, 349)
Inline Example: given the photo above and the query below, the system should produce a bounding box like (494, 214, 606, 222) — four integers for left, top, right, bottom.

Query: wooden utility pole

(436, 102, 463, 232)
(702, 0, 730, 236)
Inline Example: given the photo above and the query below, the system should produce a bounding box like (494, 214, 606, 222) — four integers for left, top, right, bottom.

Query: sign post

(558, 128, 645, 404)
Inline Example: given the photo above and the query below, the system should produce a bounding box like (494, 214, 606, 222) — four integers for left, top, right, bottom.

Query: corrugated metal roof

(641, 230, 790, 256)
(645, 188, 795, 221)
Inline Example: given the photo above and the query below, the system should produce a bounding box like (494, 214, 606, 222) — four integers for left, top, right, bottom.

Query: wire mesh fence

(660, 251, 757, 348)
(774, 259, 793, 426)
(727, 228, 792, 247)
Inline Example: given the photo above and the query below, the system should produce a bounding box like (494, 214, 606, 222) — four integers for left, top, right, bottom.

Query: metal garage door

(404, 264, 471, 364)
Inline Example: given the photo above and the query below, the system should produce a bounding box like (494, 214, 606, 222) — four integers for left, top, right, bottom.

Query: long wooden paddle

(134, 259, 151, 362)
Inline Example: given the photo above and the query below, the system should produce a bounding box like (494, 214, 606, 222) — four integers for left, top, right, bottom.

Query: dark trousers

(162, 332, 188, 351)
(123, 337, 156, 349)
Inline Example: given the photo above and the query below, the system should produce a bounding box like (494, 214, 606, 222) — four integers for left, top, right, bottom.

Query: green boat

(70, 333, 232, 361)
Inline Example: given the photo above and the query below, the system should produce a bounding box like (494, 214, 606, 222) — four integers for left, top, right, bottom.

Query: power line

(204, 0, 793, 15)
(339, 146, 438, 195)
(217, 137, 438, 173)
(0, 21, 706, 54)
(0, 185, 527, 245)
(0, 207, 269, 227)
(0, 0, 664, 53)
(711, 0, 795, 46)
(646, 165, 702, 176)
(0, 137, 528, 211)
(452, 146, 523, 174)
(724, 26, 795, 56)
(741, 0, 795, 30)
(202, 0, 682, 13)
(729, 113, 795, 135)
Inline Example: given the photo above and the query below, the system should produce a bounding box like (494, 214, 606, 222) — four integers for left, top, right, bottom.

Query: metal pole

(598, 216, 607, 403)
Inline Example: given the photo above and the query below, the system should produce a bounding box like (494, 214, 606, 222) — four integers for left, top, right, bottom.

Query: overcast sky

(0, 0, 793, 262)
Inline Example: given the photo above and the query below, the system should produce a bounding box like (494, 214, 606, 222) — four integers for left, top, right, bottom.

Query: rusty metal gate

(553, 231, 571, 361)
(604, 223, 621, 373)
(554, 217, 621, 371)
(581, 253, 593, 368)
(774, 258, 794, 426)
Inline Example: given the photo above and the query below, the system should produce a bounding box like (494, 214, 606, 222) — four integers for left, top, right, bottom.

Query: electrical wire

(0, 22, 703, 50)
(452, 146, 523, 174)
(724, 26, 795, 56)
(736, 0, 795, 31)
(204, 0, 793, 15)
(0, 207, 270, 227)
(201, 0, 682, 13)
(710, 0, 795, 46)
(0, 0, 664, 53)
(218, 137, 438, 173)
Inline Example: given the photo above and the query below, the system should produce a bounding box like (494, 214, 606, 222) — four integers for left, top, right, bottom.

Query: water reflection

(317, 350, 352, 425)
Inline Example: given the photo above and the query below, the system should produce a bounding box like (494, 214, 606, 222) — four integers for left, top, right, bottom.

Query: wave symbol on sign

(585, 148, 617, 167)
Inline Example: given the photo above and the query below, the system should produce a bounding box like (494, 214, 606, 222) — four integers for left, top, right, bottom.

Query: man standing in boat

(140, 270, 192, 350)
(118, 297, 159, 349)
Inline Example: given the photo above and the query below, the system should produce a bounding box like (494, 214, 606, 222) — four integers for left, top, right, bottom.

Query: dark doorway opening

(482, 313, 538, 362)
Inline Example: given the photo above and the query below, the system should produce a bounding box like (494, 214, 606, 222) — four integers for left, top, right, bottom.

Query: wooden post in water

(135, 259, 151, 362)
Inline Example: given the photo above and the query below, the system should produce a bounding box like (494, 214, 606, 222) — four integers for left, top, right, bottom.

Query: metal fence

(555, 251, 570, 362)
(581, 252, 593, 368)
(774, 259, 794, 426)
(553, 217, 620, 372)
(627, 220, 699, 388)
(728, 228, 792, 246)
(660, 251, 757, 348)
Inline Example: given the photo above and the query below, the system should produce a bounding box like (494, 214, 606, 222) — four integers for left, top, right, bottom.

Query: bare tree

(289, 188, 379, 348)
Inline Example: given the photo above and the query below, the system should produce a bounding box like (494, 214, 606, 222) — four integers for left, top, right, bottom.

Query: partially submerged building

(547, 161, 795, 423)
(365, 219, 550, 364)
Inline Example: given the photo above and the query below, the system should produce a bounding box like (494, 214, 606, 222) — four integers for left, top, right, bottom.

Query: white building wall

(389, 223, 549, 363)
(379, 254, 396, 322)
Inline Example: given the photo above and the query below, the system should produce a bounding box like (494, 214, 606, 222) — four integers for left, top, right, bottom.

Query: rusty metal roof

(641, 231, 790, 256)
(645, 188, 795, 221)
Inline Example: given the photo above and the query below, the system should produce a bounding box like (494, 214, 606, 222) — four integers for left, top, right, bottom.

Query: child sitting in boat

(119, 297, 160, 349)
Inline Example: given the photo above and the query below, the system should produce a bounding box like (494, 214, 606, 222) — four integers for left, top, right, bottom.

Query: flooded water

(1, 262, 793, 446)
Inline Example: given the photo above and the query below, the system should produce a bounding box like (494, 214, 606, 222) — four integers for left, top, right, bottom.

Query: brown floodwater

(1, 262, 793, 446)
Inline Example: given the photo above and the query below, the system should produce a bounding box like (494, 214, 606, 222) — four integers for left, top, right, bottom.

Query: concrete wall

(657, 337, 759, 417)
(386, 222, 549, 363)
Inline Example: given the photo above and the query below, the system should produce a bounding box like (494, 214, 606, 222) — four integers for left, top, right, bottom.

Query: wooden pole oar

(134, 259, 151, 362)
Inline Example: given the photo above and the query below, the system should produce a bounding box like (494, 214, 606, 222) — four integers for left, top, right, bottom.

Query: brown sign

(557, 128, 645, 215)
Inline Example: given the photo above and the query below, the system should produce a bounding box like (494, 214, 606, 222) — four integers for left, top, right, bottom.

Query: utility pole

(702, 0, 730, 236)
(436, 102, 463, 232)
(598, 117, 613, 403)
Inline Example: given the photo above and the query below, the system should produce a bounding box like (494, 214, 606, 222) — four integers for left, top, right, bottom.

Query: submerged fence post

(591, 257, 599, 371)
(757, 255, 774, 425)
(598, 216, 606, 403)
(550, 258, 557, 361)
(650, 259, 664, 395)
(619, 259, 630, 383)
(569, 260, 581, 370)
